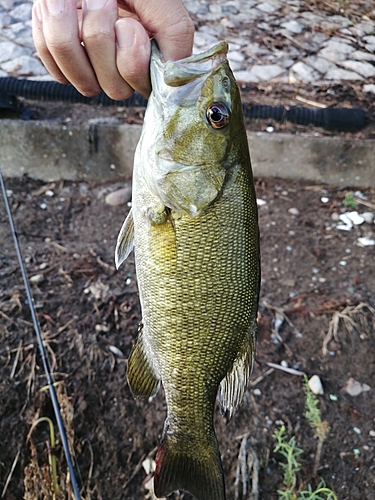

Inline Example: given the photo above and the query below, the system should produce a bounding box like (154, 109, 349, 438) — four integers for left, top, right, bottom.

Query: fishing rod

(0, 170, 82, 500)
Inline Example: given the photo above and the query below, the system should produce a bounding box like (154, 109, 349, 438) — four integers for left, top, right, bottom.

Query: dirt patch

(1, 175, 375, 500)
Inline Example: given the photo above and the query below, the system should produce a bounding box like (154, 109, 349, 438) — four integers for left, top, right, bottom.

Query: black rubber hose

(0, 77, 148, 107)
(245, 104, 366, 131)
(0, 77, 366, 131)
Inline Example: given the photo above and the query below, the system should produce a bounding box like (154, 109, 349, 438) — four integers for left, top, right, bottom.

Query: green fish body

(116, 41, 260, 500)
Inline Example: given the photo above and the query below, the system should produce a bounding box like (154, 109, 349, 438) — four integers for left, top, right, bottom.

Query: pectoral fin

(127, 325, 160, 398)
(218, 335, 255, 420)
(115, 208, 134, 269)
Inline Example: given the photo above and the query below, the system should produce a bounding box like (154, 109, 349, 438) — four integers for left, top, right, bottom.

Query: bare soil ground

(1, 174, 375, 500)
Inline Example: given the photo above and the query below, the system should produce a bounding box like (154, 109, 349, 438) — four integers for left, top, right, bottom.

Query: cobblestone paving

(0, 0, 374, 96)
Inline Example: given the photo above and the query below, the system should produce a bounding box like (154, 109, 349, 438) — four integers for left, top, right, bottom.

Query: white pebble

(362, 212, 374, 224)
(105, 187, 132, 206)
(288, 207, 300, 216)
(308, 375, 324, 395)
(339, 260, 347, 266)
(369, 430, 375, 437)
(253, 388, 261, 396)
(353, 427, 361, 435)
(321, 197, 329, 203)
(357, 237, 375, 247)
(39, 203, 47, 210)
(30, 273, 44, 285)
(266, 126, 274, 133)
(280, 360, 288, 367)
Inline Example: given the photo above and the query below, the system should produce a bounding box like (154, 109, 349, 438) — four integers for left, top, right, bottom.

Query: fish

(115, 41, 260, 500)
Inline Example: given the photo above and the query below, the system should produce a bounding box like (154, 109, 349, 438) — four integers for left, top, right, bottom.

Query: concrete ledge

(1, 120, 374, 186)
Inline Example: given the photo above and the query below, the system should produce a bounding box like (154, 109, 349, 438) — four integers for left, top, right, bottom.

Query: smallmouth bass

(116, 41, 260, 500)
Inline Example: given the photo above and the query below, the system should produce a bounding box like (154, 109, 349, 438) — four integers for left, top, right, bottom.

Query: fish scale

(116, 41, 260, 500)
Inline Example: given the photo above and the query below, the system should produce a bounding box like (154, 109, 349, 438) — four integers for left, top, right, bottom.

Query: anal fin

(127, 325, 160, 398)
(218, 334, 255, 419)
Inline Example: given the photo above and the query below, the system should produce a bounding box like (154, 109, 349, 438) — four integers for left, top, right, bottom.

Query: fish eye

(206, 102, 229, 129)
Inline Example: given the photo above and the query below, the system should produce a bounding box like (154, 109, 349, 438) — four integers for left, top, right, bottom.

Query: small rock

(357, 237, 375, 247)
(353, 427, 361, 435)
(234, 69, 260, 83)
(351, 50, 375, 62)
(342, 377, 371, 396)
(95, 323, 110, 333)
(0, 11, 13, 26)
(351, 22, 375, 37)
(290, 61, 320, 83)
(1, 55, 47, 76)
(0, 41, 30, 64)
(256, 1, 281, 14)
(281, 20, 304, 34)
(325, 68, 363, 81)
(342, 60, 375, 78)
(304, 56, 337, 75)
(362, 212, 374, 224)
(308, 375, 324, 395)
(105, 187, 132, 206)
(347, 211, 364, 225)
(249, 64, 285, 81)
(318, 47, 347, 64)
(9, 3, 32, 22)
(30, 274, 44, 285)
(108, 345, 125, 358)
(266, 126, 274, 133)
(253, 388, 261, 396)
(322, 39, 355, 55)
(369, 430, 375, 437)
(256, 198, 267, 206)
(227, 50, 245, 63)
(288, 207, 300, 216)
(363, 84, 375, 94)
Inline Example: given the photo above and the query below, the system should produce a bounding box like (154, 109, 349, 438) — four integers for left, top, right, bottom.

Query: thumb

(131, 0, 195, 62)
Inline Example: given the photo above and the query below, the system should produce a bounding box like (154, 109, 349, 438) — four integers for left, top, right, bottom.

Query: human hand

(32, 0, 194, 99)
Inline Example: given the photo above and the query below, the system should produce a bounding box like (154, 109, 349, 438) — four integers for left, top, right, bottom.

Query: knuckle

(82, 27, 115, 48)
(46, 36, 76, 58)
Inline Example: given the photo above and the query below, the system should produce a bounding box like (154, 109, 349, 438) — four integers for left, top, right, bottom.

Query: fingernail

(116, 23, 135, 49)
(85, 0, 107, 11)
(45, 0, 65, 15)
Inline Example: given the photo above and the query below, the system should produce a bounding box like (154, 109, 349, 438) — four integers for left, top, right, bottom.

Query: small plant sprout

(273, 378, 337, 500)
(27, 417, 59, 498)
(273, 426, 302, 499)
(342, 192, 357, 209)
(304, 375, 330, 475)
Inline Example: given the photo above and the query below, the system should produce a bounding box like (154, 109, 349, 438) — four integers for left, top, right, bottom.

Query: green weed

(273, 378, 337, 500)
(342, 192, 357, 209)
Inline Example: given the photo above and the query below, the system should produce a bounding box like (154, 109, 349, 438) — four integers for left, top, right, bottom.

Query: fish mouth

(151, 41, 228, 87)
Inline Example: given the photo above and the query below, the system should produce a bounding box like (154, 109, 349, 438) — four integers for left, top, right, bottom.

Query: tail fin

(153, 432, 226, 500)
